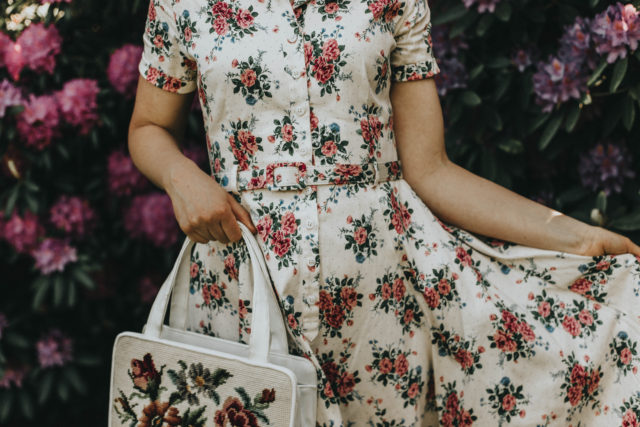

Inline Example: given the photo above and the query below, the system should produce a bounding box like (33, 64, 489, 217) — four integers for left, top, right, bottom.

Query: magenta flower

(124, 193, 180, 248)
(0, 78, 23, 118)
(16, 93, 61, 150)
(56, 78, 101, 135)
(30, 237, 78, 275)
(107, 44, 143, 98)
(49, 195, 97, 237)
(0, 364, 28, 389)
(5, 23, 63, 81)
(3, 209, 45, 254)
(462, 0, 501, 13)
(107, 150, 149, 196)
(578, 141, 635, 196)
(36, 328, 74, 368)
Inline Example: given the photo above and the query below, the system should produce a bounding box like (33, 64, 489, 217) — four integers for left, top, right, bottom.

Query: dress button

(295, 105, 306, 116)
(308, 293, 318, 304)
(306, 256, 315, 266)
(305, 219, 314, 229)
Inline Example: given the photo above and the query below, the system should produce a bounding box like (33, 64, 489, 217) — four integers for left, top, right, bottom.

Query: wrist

(162, 155, 199, 195)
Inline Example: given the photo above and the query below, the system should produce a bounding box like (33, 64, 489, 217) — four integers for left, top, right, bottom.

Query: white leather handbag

(108, 221, 318, 426)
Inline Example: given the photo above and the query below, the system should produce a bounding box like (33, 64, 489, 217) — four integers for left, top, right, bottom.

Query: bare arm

(390, 77, 640, 257)
(128, 76, 256, 243)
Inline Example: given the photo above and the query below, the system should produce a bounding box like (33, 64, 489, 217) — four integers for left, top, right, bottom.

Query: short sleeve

(138, 0, 197, 94)
(390, 0, 441, 82)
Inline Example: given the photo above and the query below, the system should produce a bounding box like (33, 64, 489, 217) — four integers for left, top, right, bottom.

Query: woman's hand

(163, 157, 257, 244)
(576, 225, 640, 257)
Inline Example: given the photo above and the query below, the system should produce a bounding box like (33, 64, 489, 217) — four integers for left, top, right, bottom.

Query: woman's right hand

(163, 157, 257, 244)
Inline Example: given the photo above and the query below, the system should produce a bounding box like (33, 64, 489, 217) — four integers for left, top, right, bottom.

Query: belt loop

(372, 159, 380, 184)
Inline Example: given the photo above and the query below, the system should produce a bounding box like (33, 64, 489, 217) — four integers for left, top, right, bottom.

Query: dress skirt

(186, 177, 640, 426)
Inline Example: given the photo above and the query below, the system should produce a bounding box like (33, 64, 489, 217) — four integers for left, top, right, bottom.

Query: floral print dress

(138, 0, 640, 425)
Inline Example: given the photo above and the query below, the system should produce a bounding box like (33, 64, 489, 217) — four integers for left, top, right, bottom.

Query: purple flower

(430, 25, 469, 96)
(124, 193, 180, 248)
(36, 328, 74, 368)
(56, 78, 100, 135)
(49, 195, 97, 237)
(3, 209, 45, 254)
(512, 48, 534, 72)
(16, 93, 61, 150)
(0, 364, 28, 389)
(578, 141, 635, 196)
(0, 78, 23, 118)
(0, 313, 7, 339)
(107, 150, 149, 196)
(532, 56, 588, 113)
(462, 0, 501, 13)
(30, 237, 78, 274)
(591, 3, 640, 63)
(107, 44, 143, 98)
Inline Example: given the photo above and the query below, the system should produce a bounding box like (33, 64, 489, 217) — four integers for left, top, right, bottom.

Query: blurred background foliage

(0, 0, 639, 424)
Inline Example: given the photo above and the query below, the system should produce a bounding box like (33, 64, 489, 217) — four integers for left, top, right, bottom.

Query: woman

(128, 0, 640, 424)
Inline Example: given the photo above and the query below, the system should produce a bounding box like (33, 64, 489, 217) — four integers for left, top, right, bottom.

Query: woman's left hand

(577, 225, 640, 257)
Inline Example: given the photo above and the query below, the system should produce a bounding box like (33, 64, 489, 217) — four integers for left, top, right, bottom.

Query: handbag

(108, 221, 318, 426)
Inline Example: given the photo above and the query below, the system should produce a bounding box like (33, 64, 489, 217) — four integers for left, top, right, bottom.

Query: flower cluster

(124, 193, 180, 248)
(107, 44, 143, 98)
(36, 328, 74, 368)
(0, 23, 62, 81)
(533, 3, 640, 112)
(578, 140, 635, 195)
(49, 195, 98, 237)
(431, 25, 469, 96)
(0, 78, 23, 118)
(461, 0, 501, 14)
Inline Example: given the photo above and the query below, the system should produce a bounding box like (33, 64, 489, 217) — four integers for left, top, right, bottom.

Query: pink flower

(3, 209, 45, 254)
(281, 211, 297, 235)
(423, 287, 440, 309)
(5, 23, 62, 81)
(36, 328, 74, 368)
(255, 215, 273, 242)
(213, 15, 229, 35)
(56, 78, 100, 135)
(570, 278, 592, 295)
(271, 230, 291, 257)
(353, 226, 368, 245)
(340, 287, 358, 310)
(437, 279, 451, 295)
(379, 357, 392, 374)
(394, 353, 408, 376)
(281, 123, 293, 142)
(49, 195, 97, 237)
(501, 310, 519, 332)
(31, 237, 78, 274)
(312, 56, 335, 84)
(518, 321, 536, 342)
(620, 347, 633, 365)
(107, 44, 143, 98)
(578, 309, 594, 326)
(622, 409, 638, 427)
(455, 246, 473, 267)
(321, 140, 337, 156)
(241, 69, 257, 87)
(235, 9, 254, 29)
(454, 349, 474, 370)
(392, 277, 405, 301)
(567, 385, 582, 407)
(502, 393, 516, 412)
(562, 316, 582, 337)
(0, 78, 23, 118)
(537, 301, 551, 317)
(321, 38, 340, 61)
(381, 282, 392, 300)
(224, 254, 238, 281)
(16, 93, 61, 150)
(107, 150, 149, 196)
(407, 382, 419, 398)
(0, 364, 28, 389)
(123, 193, 180, 248)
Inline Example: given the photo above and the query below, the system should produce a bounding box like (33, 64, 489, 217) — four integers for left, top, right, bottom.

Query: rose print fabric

(138, 0, 640, 425)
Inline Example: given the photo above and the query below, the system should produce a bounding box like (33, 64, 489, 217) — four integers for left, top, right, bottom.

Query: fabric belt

(217, 159, 403, 193)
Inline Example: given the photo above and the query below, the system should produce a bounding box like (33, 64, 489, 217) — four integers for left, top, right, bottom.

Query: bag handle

(144, 221, 289, 362)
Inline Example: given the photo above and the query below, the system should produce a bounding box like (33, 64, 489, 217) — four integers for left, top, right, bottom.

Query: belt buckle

(266, 162, 308, 191)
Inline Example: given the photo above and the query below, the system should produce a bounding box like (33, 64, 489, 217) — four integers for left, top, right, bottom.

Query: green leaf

(622, 96, 636, 131)
(476, 13, 494, 36)
(67, 281, 77, 307)
(32, 277, 50, 310)
(432, 4, 468, 25)
(610, 211, 640, 231)
(38, 371, 55, 404)
(587, 59, 608, 87)
(538, 112, 564, 150)
(65, 366, 88, 394)
(4, 331, 30, 349)
(596, 191, 607, 214)
(53, 275, 65, 308)
(5, 185, 19, 217)
(630, 83, 640, 101)
(57, 380, 69, 402)
(460, 90, 482, 107)
(495, 1, 511, 21)
(483, 107, 503, 131)
(486, 56, 511, 68)
(497, 139, 524, 154)
(468, 64, 484, 81)
(18, 390, 34, 419)
(564, 103, 581, 133)
(589, 0, 599, 7)
(556, 187, 589, 208)
(72, 268, 96, 290)
(609, 57, 628, 92)
(0, 391, 13, 422)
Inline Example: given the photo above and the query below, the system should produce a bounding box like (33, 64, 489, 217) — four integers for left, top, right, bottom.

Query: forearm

(127, 123, 198, 193)
(407, 159, 593, 254)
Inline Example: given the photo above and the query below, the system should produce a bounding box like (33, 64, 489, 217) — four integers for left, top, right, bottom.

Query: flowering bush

(0, 0, 639, 424)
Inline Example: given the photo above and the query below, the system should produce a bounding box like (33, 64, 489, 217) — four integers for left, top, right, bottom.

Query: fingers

(221, 208, 243, 242)
(229, 194, 257, 234)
